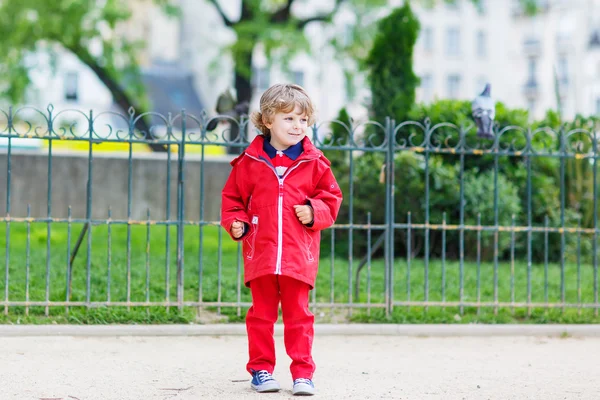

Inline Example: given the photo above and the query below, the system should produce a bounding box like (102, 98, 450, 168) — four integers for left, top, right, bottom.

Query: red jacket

(221, 135, 343, 288)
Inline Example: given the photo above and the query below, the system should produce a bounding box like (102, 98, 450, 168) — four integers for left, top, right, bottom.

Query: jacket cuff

(305, 200, 315, 228)
(305, 198, 330, 231)
(223, 215, 250, 241)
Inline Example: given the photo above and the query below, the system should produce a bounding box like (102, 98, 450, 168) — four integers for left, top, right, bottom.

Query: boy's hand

(231, 220, 244, 239)
(294, 205, 314, 225)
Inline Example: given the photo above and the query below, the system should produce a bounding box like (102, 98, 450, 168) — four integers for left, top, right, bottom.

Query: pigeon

(471, 83, 495, 139)
(206, 88, 247, 131)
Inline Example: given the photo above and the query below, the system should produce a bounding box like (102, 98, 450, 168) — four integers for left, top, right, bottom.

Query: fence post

(384, 117, 395, 316)
(176, 111, 187, 310)
(594, 132, 599, 317)
(4, 107, 12, 316)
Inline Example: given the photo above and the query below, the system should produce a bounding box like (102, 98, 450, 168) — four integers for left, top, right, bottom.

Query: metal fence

(1, 105, 599, 318)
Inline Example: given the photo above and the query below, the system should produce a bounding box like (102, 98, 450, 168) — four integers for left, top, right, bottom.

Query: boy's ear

(262, 115, 272, 129)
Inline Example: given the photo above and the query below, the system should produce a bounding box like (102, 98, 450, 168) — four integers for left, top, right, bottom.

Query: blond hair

(250, 83, 316, 136)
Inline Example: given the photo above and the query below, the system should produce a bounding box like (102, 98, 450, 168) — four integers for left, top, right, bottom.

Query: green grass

(0, 221, 599, 324)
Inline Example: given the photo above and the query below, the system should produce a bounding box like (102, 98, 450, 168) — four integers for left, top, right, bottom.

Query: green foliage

(0, 0, 169, 106)
(208, 0, 389, 85)
(334, 95, 599, 263)
(323, 107, 353, 172)
(0, 0, 189, 152)
(535, 112, 600, 229)
(365, 3, 420, 126)
(462, 168, 522, 257)
(0, 0, 538, 108)
(408, 100, 530, 129)
(322, 107, 355, 256)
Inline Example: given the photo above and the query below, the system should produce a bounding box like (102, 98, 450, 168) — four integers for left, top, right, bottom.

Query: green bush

(462, 168, 522, 259)
(328, 99, 595, 264)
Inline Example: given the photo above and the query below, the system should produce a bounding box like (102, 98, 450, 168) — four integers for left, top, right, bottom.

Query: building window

(523, 38, 541, 56)
(447, 74, 461, 99)
(420, 73, 433, 102)
(64, 71, 79, 101)
(527, 57, 537, 84)
(557, 56, 568, 85)
(446, 27, 461, 56)
(422, 27, 433, 52)
(476, 31, 487, 58)
(292, 70, 304, 87)
(596, 98, 600, 115)
(252, 67, 270, 91)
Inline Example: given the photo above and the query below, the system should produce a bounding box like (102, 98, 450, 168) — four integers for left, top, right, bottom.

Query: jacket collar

(263, 137, 303, 160)
(232, 135, 325, 166)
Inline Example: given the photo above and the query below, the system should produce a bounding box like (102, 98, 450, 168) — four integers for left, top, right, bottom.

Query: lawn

(0, 221, 599, 324)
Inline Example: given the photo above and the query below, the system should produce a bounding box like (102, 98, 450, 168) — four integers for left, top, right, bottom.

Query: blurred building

(19, 0, 600, 123)
(174, 0, 600, 121)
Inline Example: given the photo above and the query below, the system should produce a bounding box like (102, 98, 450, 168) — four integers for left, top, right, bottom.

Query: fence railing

(1, 105, 599, 319)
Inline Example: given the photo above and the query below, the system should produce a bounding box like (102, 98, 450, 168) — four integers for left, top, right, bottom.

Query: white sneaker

(292, 378, 315, 396)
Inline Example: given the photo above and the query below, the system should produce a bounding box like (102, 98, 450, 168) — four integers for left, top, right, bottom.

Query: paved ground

(2, 325, 599, 400)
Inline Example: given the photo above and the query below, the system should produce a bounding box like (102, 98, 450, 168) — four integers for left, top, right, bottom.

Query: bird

(471, 83, 495, 139)
(206, 88, 248, 131)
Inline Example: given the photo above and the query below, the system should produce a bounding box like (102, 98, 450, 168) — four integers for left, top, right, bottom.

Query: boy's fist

(231, 220, 244, 239)
(294, 205, 314, 225)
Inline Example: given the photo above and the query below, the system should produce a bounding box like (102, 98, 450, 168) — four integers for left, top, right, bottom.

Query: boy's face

(265, 105, 309, 151)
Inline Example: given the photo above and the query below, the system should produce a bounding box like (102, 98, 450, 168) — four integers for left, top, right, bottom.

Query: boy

(221, 83, 342, 395)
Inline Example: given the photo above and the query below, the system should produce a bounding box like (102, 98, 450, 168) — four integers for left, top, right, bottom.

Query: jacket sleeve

(221, 162, 250, 241)
(306, 166, 343, 232)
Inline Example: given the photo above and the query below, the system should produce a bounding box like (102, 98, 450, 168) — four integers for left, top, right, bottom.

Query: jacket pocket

(244, 215, 259, 260)
(303, 228, 315, 263)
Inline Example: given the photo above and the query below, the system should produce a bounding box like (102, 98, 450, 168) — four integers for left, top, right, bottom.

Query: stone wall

(0, 150, 233, 221)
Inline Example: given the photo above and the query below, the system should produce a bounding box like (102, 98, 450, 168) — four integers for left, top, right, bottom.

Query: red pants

(246, 274, 315, 380)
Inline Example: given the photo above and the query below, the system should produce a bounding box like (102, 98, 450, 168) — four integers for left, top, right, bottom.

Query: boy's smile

(265, 105, 309, 150)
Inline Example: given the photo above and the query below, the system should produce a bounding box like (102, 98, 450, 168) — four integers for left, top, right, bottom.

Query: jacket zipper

(244, 153, 317, 275)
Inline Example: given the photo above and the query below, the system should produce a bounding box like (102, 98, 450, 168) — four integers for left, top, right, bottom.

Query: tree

(207, 0, 538, 100)
(365, 2, 419, 127)
(206, 0, 387, 115)
(0, 0, 539, 153)
(0, 0, 176, 152)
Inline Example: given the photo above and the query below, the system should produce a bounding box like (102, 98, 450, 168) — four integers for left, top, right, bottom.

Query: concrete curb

(0, 324, 599, 337)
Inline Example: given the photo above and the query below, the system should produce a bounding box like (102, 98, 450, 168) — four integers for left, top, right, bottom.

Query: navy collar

(263, 137, 304, 160)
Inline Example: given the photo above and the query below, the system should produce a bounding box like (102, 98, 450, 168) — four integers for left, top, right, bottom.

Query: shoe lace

(294, 378, 313, 386)
(256, 370, 275, 383)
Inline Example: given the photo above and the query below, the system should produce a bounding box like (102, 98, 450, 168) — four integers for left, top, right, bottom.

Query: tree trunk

(92, 67, 167, 152)
(72, 46, 167, 152)
(235, 60, 253, 106)
(228, 50, 254, 155)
